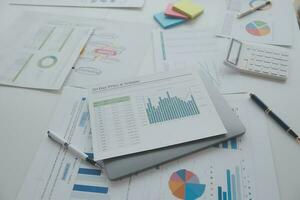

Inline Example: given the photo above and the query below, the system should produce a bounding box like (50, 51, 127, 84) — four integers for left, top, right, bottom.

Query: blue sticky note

(153, 12, 186, 29)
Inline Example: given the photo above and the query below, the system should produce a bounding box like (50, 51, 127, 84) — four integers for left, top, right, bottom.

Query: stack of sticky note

(154, 0, 204, 29)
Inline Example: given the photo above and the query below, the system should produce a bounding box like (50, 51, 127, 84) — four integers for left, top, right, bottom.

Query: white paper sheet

(66, 20, 151, 88)
(217, 0, 294, 46)
(10, 0, 144, 8)
(109, 94, 280, 200)
(0, 13, 93, 90)
(16, 87, 111, 200)
(88, 69, 227, 160)
(152, 28, 220, 72)
(17, 92, 280, 200)
(152, 29, 245, 93)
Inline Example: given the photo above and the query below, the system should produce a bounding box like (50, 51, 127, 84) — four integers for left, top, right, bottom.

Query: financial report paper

(16, 87, 111, 200)
(217, 0, 294, 46)
(152, 28, 219, 72)
(66, 20, 151, 88)
(152, 29, 244, 93)
(10, 0, 145, 8)
(0, 13, 93, 90)
(109, 94, 280, 200)
(0, 12, 151, 90)
(88, 69, 227, 160)
(17, 92, 280, 200)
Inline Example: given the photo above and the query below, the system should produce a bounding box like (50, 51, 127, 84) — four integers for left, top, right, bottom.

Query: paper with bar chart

(66, 20, 151, 88)
(10, 0, 144, 8)
(17, 87, 111, 200)
(152, 29, 246, 93)
(88, 69, 227, 160)
(152, 28, 219, 72)
(109, 94, 280, 200)
(217, 0, 293, 46)
(0, 14, 93, 90)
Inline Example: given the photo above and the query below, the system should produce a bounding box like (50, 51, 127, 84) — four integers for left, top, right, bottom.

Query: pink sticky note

(165, 3, 189, 19)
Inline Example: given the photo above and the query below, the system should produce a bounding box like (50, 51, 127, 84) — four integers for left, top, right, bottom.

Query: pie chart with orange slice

(245, 20, 271, 36)
(169, 169, 206, 200)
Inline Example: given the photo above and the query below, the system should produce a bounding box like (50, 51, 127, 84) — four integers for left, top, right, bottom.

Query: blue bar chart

(70, 152, 109, 200)
(215, 138, 238, 150)
(145, 91, 200, 124)
(78, 168, 101, 176)
(73, 184, 108, 194)
(217, 167, 242, 200)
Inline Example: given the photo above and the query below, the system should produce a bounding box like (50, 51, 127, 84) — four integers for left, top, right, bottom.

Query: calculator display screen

(226, 39, 242, 65)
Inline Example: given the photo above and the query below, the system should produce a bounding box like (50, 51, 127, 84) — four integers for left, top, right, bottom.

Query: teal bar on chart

(191, 95, 200, 113)
(222, 142, 228, 148)
(217, 167, 242, 200)
(146, 91, 200, 124)
(78, 168, 101, 176)
(218, 186, 222, 200)
(232, 174, 237, 200)
(230, 138, 238, 149)
(236, 166, 242, 200)
(216, 137, 238, 150)
(227, 170, 232, 200)
(223, 192, 227, 200)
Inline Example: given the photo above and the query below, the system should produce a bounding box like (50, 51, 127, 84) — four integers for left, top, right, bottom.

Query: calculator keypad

(239, 45, 289, 80)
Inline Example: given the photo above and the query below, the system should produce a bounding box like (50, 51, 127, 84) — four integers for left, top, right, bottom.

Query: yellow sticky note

(173, 0, 204, 19)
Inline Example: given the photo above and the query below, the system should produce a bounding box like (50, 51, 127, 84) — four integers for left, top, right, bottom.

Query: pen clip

(297, 137, 300, 144)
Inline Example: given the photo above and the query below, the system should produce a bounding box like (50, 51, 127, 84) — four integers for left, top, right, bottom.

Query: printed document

(152, 29, 244, 93)
(217, 0, 294, 46)
(88, 69, 227, 160)
(109, 94, 280, 200)
(10, 0, 144, 8)
(17, 92, 280, 200)
(16, 87, 111, 200)
(0, 13, 93, 90)
(66, 20, 151, 88)
(152, 28, 219, 72)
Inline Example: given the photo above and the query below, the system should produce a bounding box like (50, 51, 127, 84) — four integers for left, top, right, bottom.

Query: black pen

(249, 93, 300, 144)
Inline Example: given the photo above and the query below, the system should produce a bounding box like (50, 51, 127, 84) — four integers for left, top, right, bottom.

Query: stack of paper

(0, 12, 151, 90)
(10, 0, 145, 8)
(2, 1, 287, 199)
(16, 88, 281, 200)
(88, 69, 227, 160)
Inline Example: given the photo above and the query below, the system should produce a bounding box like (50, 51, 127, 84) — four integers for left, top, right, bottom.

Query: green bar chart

(146, 91, 200, 124)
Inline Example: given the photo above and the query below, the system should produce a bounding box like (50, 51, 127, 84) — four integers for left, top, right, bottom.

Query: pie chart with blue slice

(169, 169, 206, 200)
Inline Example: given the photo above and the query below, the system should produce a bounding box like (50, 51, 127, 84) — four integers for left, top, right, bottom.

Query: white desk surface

(0, 0, 299, 199)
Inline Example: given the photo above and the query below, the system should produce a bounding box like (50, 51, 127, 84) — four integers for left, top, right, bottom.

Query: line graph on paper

(66, 21, 150, 88)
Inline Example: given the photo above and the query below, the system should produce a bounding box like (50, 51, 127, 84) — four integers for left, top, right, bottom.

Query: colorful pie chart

(169, 169, 206, 200)
(245, 20, 271, 36)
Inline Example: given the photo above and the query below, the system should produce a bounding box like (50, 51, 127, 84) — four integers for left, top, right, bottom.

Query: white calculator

(224, 39, 289, 81)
